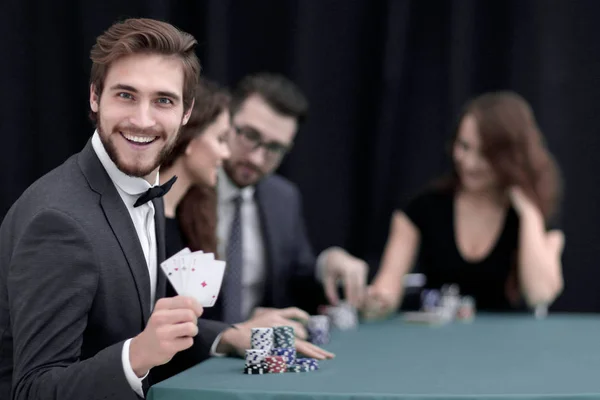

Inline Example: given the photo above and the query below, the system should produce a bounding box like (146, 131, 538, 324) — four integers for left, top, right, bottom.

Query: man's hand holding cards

(160, 248, 226, 307)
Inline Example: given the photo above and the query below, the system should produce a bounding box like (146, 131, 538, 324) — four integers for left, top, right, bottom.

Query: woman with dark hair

(362, 91, 565, 318)
(160, 78, 231, 257)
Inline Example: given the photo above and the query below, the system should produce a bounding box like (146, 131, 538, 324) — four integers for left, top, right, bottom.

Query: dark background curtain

(2, 0, 599, 312)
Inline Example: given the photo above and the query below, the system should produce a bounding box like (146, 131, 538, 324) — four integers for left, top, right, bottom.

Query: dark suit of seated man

(0, 18, 247, 400)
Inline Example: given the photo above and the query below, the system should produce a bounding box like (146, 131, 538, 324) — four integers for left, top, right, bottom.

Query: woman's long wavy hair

(437, 91, 563, 224)
(163, 78, 230, 255)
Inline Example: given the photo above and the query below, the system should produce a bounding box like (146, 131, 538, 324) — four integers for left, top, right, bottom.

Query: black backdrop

(2, 0, 600, 312)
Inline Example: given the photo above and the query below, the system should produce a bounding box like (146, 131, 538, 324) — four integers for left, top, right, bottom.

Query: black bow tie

(133, 175, 177, 208)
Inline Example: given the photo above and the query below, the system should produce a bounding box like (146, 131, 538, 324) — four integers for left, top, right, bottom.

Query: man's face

(224, 94, 297, 187)
(90, 53, 193, 181)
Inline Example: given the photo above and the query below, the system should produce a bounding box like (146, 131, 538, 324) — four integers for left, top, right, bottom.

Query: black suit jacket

(255, 175, 326, 312)
(0, 140, 227, 400)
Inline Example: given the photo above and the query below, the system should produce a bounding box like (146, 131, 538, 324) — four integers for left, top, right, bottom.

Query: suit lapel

(78, 141, 151, 324)
(100, 189, 152, 323)
(153, 197, 168, 302)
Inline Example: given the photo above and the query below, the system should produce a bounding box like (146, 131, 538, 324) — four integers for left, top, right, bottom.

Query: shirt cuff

(122, 338, 148, 397)
(210, 331, 227, 357)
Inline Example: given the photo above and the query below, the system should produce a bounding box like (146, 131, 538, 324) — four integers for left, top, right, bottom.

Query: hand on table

(360, 285, 400, 321)
(249, 307, 310, 339)
(321, 248, 369, 307)
(218, 307, 335, 360)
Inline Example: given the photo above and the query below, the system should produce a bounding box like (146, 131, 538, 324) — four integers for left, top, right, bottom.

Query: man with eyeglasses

(206, 73, 368, 331)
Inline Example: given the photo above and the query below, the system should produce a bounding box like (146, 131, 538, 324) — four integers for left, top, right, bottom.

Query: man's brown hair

(89, 18, 200, 122)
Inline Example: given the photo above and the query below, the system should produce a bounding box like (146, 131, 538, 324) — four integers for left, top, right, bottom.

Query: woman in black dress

(362, 91, 565, 318)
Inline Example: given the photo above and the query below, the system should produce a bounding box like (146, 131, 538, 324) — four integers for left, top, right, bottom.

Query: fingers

(155, 296, 203, 317)
(278, 307, 310, 323)
(354, 265, 368, 308)
(275, 316, 308, 340)
(295, 339, 335, 360)
(324, 276, 340, 306)
(361, 286, 390, 320)
(158, 321, 199, 340)
(344, 265, 367, 307)
(152, 308, 198, 326)
(343, 274, 355, 307)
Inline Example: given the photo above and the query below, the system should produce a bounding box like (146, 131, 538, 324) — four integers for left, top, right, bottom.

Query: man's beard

(223, 159, 264, 188)
(97, 117, 179, 178)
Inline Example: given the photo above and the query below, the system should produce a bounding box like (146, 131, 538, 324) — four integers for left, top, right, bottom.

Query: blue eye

(157, 98, 172, 105)
(118, 92, 133, 99)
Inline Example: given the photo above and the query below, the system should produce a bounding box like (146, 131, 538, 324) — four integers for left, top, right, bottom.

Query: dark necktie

(223, 195, 243, 323)
(134, 175, 177, 208)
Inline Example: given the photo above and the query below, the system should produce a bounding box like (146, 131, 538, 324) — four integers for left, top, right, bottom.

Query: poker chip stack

(324, 302, 358, 330)
(250, 328, 274, 353)
(419, 285, 477, 322)
(456, 296, 476, 322)
(287, 357, 319, 372)
(271, 346, 297, 365)
(440, 284, 461, 319)
(244, 326, 320, 374)
(420, 289, 441, 312)
(273, 326, 295, 348)
(307, 315, 330, 345)
(244, 349, 268, 375)
(265, 355, 287, 373)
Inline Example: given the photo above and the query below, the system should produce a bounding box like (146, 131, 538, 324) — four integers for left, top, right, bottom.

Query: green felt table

(147, 313, 600, 400)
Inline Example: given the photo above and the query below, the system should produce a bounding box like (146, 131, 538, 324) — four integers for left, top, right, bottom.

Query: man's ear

(90, 84, 99, 112)
(182, 98, 195, 125)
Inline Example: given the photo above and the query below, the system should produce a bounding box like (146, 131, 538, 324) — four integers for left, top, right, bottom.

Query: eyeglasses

(232, 124, 292, 163)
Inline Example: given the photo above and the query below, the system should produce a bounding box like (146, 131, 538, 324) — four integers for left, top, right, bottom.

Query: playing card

(160, 248, 191, 292)
(188, 259, 225, 307)
(175, 251, 226, 307)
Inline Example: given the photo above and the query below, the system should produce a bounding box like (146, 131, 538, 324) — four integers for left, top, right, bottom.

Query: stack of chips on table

(420, 285, 476, 322)
(244, 326, 320, 374)
(323, 301, 359, 330)
(307, 315, 330, 345)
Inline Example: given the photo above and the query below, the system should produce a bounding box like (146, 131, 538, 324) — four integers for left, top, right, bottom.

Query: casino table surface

(147, 313, 600, 400)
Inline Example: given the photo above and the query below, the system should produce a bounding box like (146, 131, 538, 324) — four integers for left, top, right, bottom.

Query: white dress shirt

(217, 169, 267, 320)
(91, 132, 158, 397)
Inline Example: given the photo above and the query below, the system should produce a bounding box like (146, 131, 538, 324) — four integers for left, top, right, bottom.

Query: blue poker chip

(294, 358, 319, 370)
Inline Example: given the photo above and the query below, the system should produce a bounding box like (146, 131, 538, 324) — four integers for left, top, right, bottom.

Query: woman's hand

(508, 186, 540, 216)
(361, 284, 401, 321)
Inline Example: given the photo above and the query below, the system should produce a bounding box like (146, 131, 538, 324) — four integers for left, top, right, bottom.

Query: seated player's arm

(9, 209, 139, 400)
(370, 211, 421, 303)
(517, 209, 565, 308)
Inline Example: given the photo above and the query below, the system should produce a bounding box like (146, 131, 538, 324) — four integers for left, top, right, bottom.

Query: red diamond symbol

(201, 281, 207, 287)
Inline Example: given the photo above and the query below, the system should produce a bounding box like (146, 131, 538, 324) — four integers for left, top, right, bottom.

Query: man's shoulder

(258, 174, 301, 200)
(4, 153, 94, 224)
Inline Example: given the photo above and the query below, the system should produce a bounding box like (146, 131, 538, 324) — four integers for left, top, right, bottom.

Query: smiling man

(0, 18, 237, 400)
